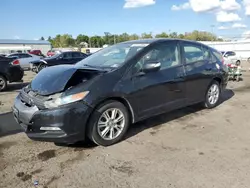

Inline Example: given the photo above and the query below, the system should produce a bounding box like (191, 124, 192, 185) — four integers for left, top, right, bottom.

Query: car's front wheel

(204, 81, 221, 109)
(38, 63, 47, 72)
(0, 75, 7, 92)
(88, 101, 130, 146)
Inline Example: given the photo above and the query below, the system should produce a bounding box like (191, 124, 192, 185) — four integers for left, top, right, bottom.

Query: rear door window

(183, 42, 205, 64)
(72, 52, 86, 58)
(21, 54, 32, 58)
(9, 54, 19, 58)
(63, 52, 72, 59)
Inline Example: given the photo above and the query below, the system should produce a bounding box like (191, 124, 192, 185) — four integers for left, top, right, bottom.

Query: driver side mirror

(142, 61, 161, 73)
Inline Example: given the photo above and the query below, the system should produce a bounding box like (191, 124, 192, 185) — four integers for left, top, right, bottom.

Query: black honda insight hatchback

(13, 39, 228, 146)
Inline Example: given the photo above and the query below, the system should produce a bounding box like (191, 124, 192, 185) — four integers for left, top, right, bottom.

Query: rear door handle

(174, 76, 184, 80)
(206, 68, 212, 71)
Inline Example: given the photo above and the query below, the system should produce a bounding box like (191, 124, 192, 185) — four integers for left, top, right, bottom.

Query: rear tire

(203, 81, 221, 109)
(236, 75, 240, 82)
(0, 75, 7, 92)
(87, 101, 130, 146)
(236, 60, 241, 66)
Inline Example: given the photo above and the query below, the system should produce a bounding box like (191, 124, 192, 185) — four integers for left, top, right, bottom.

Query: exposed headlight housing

(44, 91, 89, 108)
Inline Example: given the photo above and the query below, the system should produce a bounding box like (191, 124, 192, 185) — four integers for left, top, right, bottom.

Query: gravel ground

(1, 63, 250, 188)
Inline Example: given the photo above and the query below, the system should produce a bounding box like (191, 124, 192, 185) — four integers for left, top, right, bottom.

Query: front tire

(87, 101, 130, 146)
(204, 81, 221, 109)
(0, 75, 7, 92)
(236, 60, 241, 66)
(38, 63, 47, 72)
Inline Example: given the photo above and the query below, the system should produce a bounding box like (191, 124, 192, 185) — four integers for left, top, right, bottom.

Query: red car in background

(29, 50, 45, 57)
(47, 50, 56, 57)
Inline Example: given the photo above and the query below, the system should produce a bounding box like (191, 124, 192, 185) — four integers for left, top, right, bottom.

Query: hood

(30, 65, 104, 96)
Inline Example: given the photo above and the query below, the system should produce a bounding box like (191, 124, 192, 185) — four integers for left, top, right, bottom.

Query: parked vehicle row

(220, 51, 241, 65)
(0, 56, 24, 91)
(7, 53, 42, 70)
(12, 39, 229, 146)
(30, 51, 88, 73)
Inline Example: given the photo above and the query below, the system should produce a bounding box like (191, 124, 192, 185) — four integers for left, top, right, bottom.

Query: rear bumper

(13, 94, 93, 143)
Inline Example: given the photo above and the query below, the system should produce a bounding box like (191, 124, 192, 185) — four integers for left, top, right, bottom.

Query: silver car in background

(7, 53, 42, 70)
(220, 51, 242, 65)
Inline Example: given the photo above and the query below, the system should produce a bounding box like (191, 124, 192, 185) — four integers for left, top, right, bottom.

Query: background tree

(178, 34, 185, 39)
(118, 33, 130, 42)
(90, 36, 104, 48)
(76, 34, 89, 45)
(141, 32, 153, 39)
(40, 36, 45, 40)
(129, 34, 140, 40)
(169, 32, 178, 38)
(155, 32, 169, 38)
(47, 30, 223, 48)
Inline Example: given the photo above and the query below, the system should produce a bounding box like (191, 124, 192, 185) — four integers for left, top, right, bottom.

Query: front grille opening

(20, 89, 47, 110)
(21, 99, 33, 107)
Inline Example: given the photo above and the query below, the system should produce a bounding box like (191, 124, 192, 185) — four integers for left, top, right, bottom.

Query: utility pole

(210, 25, 215, 41)
(88, 37, 91, 48)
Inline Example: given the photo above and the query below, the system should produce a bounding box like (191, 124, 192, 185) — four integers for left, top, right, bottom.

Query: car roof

(121, 38, 175, 44)
(121, 38, 208, 46)
(61, 51, 84, 53)
(9, 53, 29, 55)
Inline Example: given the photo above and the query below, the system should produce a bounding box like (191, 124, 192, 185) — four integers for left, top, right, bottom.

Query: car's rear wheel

(38, 63, 47, 72)
(204, 81, 221, 109)
(0, 75, 7, 92)
(87, 101, 130, 146)
(236, 60, 241, 66)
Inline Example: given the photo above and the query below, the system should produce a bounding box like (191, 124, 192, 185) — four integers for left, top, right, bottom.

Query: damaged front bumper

(13, 94, 93, 143)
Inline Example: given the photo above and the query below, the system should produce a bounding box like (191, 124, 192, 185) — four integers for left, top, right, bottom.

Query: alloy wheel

(97, 108, 125, 140)
(0, 77, 6, 91)
(207, 84, 219, 105)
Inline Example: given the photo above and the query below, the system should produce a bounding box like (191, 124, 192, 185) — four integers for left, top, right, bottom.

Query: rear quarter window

(183, 42, 210, 64)
(212, 50, 223, 62)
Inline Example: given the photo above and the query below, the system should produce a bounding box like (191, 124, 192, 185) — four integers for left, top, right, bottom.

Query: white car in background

(220, 51, 241, 65)
(7, 53, 42, 70)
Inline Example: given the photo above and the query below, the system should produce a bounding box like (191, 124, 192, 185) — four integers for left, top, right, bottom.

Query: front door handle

(175, 75, 184, 79)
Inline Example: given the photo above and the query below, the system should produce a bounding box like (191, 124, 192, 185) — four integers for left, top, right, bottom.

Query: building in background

(201, 40, 250, 60)
(0, 39, 51, 55)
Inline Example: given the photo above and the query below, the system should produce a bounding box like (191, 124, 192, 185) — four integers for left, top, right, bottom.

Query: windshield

(76, 43, 148, 68)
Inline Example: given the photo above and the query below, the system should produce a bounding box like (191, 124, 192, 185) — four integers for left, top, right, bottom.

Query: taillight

(11, 59, 20, 65)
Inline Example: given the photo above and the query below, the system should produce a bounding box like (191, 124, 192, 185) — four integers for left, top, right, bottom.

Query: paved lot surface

(1, 64, 250, 188)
